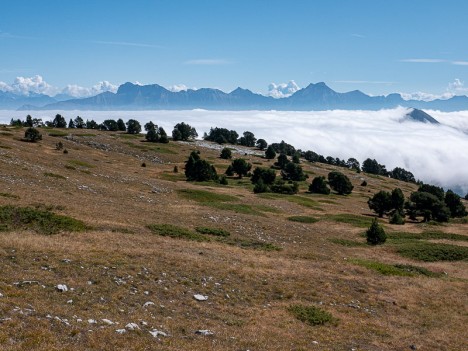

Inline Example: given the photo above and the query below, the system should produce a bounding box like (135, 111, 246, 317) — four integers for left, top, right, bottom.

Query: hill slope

(0, 126, 467, 351)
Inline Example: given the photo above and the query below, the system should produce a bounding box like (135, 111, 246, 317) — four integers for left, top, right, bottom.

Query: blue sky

(1, 0, 467, 98)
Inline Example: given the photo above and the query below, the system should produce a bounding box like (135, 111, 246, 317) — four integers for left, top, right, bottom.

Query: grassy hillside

(0, 125, 467, 351)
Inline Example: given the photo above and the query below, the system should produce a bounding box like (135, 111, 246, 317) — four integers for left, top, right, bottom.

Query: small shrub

(56, 141, 64, 150)
(219, 175, 228, 185)
(195, 226, 230, 237)
(389, 211, 405, 225)
(361, 180, 367, 186)
(220, 147, 232, 159)
(63, 149, 68, 154)
(288, 305, 336, 326)
(173, 165, 179, 173)
(366, 218, 387, 245)
(141, 162, 146, 167)
(44, 172, 66, 180)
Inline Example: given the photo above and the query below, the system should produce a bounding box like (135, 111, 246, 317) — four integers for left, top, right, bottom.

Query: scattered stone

(149, 329, 168, 338)
(312, 341, 319, 345)
(62, 259, 72, 263)
(0, 293, 3, 298)
(67, 300, 73, 304)
(143, 301, 155, 307)
(115, 329, 126, 334)
(125, 322, 140, 331)
(195, 329, 214, 336)
(102, 319, 115, 325)
(14, 280, 40, 287)
(56, 284, 68, 292)
(193, 294, 208, 301)
(88, 319, 97, 324)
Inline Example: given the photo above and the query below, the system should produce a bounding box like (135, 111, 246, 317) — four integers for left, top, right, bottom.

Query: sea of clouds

(1, 107, 467, 195)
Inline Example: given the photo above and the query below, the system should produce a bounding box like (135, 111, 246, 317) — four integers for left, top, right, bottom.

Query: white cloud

(167, 84, 189, 92)
(452, 61, 468, 66)
(61, 81, 118, 98)
(268, 80, 300, 98)
(0, 76, 118, 98)
(4, 107, 466, 193)
(0, 75, 58, 96)
(400, 58, 446, 63)
(401, 79, 468, 101)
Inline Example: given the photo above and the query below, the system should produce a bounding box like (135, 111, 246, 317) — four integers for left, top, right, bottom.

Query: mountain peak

(404, 108, 439, 124)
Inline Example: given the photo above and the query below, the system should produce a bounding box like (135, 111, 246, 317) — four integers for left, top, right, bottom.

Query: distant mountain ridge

(4, 81, 468, 111)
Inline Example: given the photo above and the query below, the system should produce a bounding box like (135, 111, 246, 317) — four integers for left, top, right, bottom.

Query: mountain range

(2, 82, 468, 111)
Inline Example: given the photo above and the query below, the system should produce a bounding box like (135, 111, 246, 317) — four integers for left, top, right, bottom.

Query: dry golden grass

(0, 126, 467, 350)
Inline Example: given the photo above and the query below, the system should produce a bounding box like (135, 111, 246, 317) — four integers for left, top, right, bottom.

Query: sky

(1, 0, 468, 99)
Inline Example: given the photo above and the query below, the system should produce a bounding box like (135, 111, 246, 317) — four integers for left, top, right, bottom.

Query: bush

(251, 167, 276, 185)
(23, 127, 42, 142)
(288, 305, 336, 326)
(309, 176, 330, 194)
(195, 226, 230, 237)
(270, 180, 299, 195)
(389, 211, 405, 225)
(366, 218, 386, 245)
(230, 158, 252, 178)
(368, 190, 392, 217)
(220, 147, 232, 159)
(328, 171, 353, 195)
(361, 180, 367, 186)
(264, 145, 276, 159)
(172, 122, 198, 141)
(184, 151, 218, 182)
(219, 175, 228, 185)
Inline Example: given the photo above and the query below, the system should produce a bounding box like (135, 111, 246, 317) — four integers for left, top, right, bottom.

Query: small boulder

(125, 322, 140, 331)
(149, 329, 168, 338)
(56, 284, 68, 292)
(193, 294, 208, 301)
(195, 329, 214, 336)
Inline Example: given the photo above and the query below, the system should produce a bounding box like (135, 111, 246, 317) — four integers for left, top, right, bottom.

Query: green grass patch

(328, 238, 366, 247)
(0, 205, 87, 234)
(350, 258, 442, 277)
(44, 172, 66, 180)
(288, 305, 336, 326)
(48, 131, 68, 137)
(0, 192, 19, 199)
(64, 165, 76, 170)
(147, 224, 210, 242)
(68, 160, 95, 168)
(288, 216, 319, 223)
(396, 242, 468, 262)
(195, 226, 231, 237)
(148, 223, 280, 250)
(326, 214, 372, 228)
(0, 131, 13, 136)
(0, 145, 12, 149)
(159, 172, 186, 182)
(388, 230, 468, 242)
(177, 188, 238, 203)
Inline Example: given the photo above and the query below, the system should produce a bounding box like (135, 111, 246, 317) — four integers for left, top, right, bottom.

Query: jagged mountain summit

(6, 81, 468, 111)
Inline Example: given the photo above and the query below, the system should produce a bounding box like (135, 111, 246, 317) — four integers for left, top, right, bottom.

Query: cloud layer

(0, 75, 118, 98)
(1, 108, 467, 194)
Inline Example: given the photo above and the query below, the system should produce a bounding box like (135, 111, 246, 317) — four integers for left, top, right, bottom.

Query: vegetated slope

(0, 126, 467, 351)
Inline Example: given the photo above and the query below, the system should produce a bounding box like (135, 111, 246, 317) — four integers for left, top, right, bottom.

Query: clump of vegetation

(350, 259, 441, 277)
(147, 224, 209, 242)
(229, 158, 252, 178)
(366, 218, 387, 245)
(195, 226, 230, 237)
(185, 151, 218, 182)
(326, 213, 370, 228)
(172, 122, 198, 141)
(144, 121, 169, 143)
(141, 162, 146, 167)
(23, 127, 42, 142)
(328, 171, 353, 195)
(309, 176, 330, 195)
(0, 205, 86, 234)
(288, 305, 336, 326)
(287, 216, 319, 223)
(396, 242, 468, 261)
(220, 147, 232, 159)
